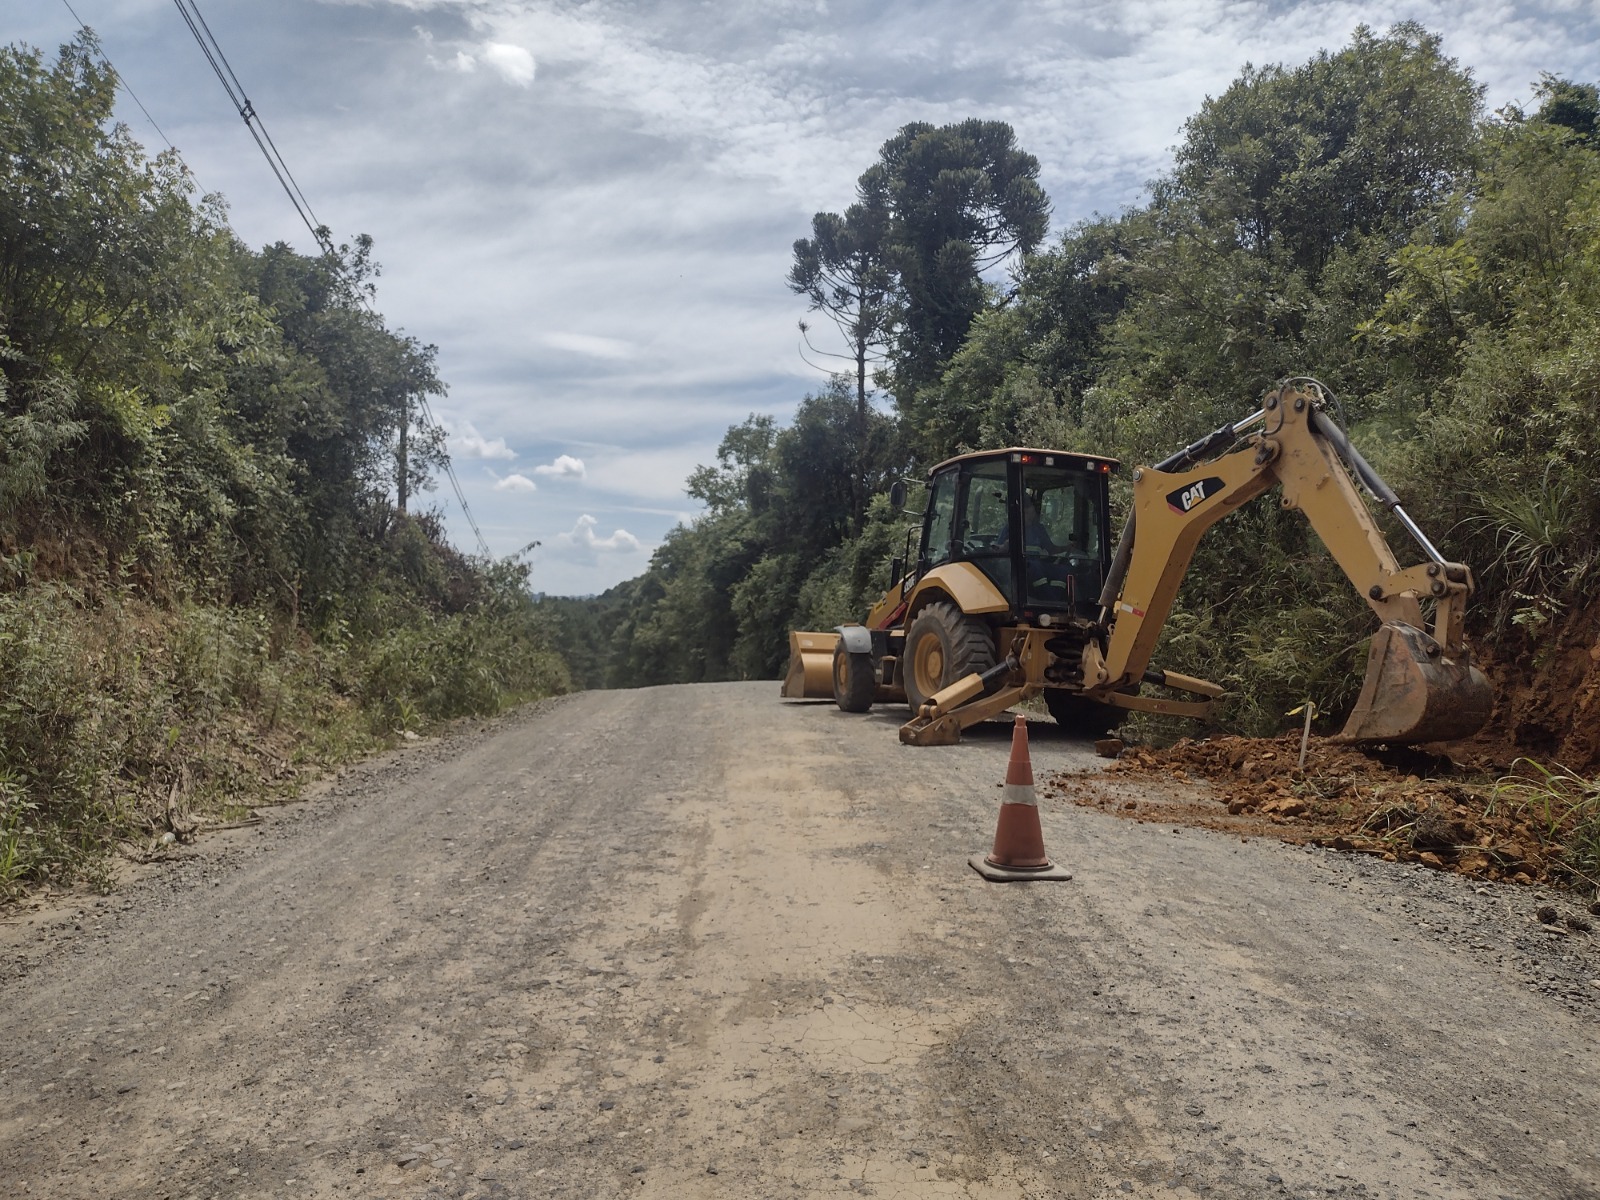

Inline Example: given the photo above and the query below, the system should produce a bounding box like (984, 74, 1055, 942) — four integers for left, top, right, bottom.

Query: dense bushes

(0, 35, 568, 892)
(0, 572, 569, 893)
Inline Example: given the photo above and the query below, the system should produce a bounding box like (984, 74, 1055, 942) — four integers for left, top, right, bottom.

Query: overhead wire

(415, 395, 491, 557)
(166, 0, 492, 557)
(169, 0, 334, 258)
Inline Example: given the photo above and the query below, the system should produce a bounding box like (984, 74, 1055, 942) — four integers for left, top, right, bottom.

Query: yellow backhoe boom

(1090, 382, 1490, 743)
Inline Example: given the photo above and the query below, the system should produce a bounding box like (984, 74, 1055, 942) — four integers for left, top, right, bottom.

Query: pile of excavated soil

(1042, 734, 1597, 896)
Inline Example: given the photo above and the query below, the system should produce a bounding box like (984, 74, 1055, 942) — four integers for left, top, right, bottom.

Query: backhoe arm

(1094, 383, 1491, 744)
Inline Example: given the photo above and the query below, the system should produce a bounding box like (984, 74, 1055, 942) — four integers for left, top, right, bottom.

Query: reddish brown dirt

(1043, 733, 1597, 897)
(1043, 600, 1600, 894)
(1468, 598, 1600, 776)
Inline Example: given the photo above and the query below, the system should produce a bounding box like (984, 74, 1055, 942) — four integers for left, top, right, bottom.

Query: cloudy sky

(9, 0, 1597, 594)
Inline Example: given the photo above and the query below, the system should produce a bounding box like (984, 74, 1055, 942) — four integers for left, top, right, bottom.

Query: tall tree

(787, 202, 894, 532)
(1168, 22, 1482, 266)
(869, 119, 1050, 401)
(1534, 74, 1600, 141)
(1089, 20, 1484, 456)
(788, 203, 894, 415)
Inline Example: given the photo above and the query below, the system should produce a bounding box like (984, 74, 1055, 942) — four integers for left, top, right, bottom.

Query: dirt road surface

(2, 682, 1596, 1200)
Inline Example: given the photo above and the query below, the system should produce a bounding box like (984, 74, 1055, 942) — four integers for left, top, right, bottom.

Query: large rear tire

(832, 642, 876, 713)
(905, 600, 997, 711)
(1044, 689, 1127, 737)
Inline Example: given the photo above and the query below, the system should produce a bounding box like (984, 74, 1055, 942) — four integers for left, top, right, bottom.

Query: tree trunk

(853, 325, 868, 536)
(397, 392, 409, 515)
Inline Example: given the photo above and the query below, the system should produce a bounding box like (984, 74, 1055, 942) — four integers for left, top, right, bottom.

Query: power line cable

(416, 394, 490, 555)
(170, 0, 333, 258)
(179, 0, 327, 239)
(169, 0, 492, 557)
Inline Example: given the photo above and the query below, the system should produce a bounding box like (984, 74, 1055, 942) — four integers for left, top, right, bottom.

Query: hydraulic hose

(1097, 409, 1267, 616)
(1154, 410, 1264, 472)
(1306, 408, 1446, 565)
(1097, 511, 1136, 614)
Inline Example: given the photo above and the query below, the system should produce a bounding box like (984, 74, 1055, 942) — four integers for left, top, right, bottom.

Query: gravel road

(1, 682, 1595, 1199)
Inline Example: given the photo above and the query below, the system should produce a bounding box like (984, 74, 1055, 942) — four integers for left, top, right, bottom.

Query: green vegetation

(1493, 760, 1600, 889)
(564, 24, 1600, 763)
(0, 35, 568, 894)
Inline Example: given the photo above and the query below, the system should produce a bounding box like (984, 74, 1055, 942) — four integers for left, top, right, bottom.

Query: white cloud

(452, 422, 516, 460)
(422, 29, 536, 86)
(585, 444, 714, 504)
(532, 454, 587, 480)
(492, 472, 538, 493)
(554, 514, 644, 556)
(541, 332, 636, 360)
(482, 43, 536, 87)
(416, 28, 478, 75)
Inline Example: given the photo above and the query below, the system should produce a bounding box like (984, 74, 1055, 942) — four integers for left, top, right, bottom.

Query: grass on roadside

(1492, 757, 1600, 890)
(0, 583, 570, 898)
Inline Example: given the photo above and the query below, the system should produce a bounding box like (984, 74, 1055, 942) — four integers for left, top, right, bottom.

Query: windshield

(953, 460, 1015, 604)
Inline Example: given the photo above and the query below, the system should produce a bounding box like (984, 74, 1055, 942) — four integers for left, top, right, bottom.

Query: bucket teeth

(1336, 622, 1493, 744)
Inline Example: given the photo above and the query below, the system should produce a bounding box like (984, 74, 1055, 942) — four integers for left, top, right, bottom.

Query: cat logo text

(1166, 476, 1225, 515)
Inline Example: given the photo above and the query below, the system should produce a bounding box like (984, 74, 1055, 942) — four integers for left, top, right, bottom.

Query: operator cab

(919, 448, 1117, 621)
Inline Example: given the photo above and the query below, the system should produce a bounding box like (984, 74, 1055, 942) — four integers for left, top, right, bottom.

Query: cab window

(923, 470, 957, 566)
(956, 460, 1016, 604)
(957, 461, 1010, 550)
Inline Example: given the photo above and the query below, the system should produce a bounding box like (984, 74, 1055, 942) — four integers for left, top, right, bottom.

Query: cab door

(954, 459, 1017, 608)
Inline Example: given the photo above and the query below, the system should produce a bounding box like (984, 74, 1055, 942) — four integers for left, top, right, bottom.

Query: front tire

(905, 600, 997, 711)
(832, 643, 875, 713)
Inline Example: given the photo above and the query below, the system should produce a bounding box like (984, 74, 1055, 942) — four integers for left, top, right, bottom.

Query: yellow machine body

(784, 385, 1493, 747)
(780, 630, 841, 700)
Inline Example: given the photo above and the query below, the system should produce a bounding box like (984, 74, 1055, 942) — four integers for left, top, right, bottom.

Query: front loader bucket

(1336, 622, 1493, 744)
(781, 631, 841, 699)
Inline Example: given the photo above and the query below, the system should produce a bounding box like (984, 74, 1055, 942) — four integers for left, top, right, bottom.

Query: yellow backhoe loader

(781, 380, 1493, 747)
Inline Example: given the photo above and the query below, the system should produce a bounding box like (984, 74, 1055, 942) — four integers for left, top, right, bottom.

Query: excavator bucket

(1336, 623, 1493, 744)
(781, 631, 840, 700)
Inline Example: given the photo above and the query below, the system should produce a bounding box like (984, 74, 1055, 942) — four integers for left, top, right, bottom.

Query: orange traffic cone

(969, 715, 1072, 882)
